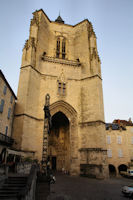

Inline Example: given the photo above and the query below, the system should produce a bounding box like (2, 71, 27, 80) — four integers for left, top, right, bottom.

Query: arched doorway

(48, 111, 70, 172)
(49, 100, 79, 175)
(108, 164, 116, 177)
(118, 164, 128, 173)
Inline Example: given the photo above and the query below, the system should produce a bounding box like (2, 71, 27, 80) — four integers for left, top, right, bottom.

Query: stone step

(5, 180, 27, 184)
(0, 190, 19, 194)
(0, 197, 17, 200)
(1, 184, 26, 187)
(0, 176, 27, 199)
(0, 193, 18, 197)
(0, 187, 25, 191)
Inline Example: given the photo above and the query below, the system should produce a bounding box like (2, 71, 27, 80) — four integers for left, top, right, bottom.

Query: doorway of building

(108, 164, 116, 177)
(118, 164, 127, 174)
(52, 156, 56, 170)
(49, 111, 70, 172)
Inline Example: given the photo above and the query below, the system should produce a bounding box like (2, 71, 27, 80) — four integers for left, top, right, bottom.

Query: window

(117, 136, 122, 144)
(107, 135, 111, 144)
(0, 99, 5, 113)
(56, 37, 66, 59)
(58, 81, 66, 96)
(62, 83, 66, 95)
(5, 126, 8, 136)
(58, 82, 62, 94)
(118, 149, 123, 157)
(3, 85, 7, 95)
(10, 95, 13, 104)
(131, 128, 133, 133)
(62, 39, 66, 59)
(107, 149, 112, 158)
(131, 136, 133, 144)
(7, 108, 11, 119)
(56, 38, 60, 58)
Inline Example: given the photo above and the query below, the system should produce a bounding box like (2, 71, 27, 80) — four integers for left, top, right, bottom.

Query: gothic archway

(48, 111, 70, 171)
(108, 164, 116, 177)
(49, 100, 79, 175)
(118, 164, 128, 174)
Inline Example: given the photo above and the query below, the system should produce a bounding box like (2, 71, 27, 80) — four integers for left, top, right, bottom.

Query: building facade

(13, 10, 109, 177)
(0, 70, 17, 162)
(106, 120, 133, 176)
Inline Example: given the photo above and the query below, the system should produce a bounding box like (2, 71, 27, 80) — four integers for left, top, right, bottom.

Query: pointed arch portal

(49, 101, 79, 175)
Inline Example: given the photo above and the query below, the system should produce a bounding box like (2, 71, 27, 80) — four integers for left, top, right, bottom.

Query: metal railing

(41, 55, 81, 66)
(0, 132, 14, 145)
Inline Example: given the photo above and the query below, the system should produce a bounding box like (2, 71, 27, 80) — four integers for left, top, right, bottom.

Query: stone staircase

(0, 176, 28, 200)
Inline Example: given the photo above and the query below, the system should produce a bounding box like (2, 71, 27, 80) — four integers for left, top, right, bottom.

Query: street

(47, 173, 133, 200)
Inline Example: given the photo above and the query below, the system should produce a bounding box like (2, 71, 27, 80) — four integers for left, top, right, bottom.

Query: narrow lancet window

(56, 38, 60, 58)
(58, 82, 62, 94)
(62, 83, 66, 95)
(62, 39, 66, 59)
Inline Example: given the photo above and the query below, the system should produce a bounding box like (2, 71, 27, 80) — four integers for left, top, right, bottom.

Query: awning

(7, 149, 35, 157)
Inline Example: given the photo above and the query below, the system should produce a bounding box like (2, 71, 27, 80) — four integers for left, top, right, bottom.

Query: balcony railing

(41, 55, 81, 67)
(0, 132, 14, 146)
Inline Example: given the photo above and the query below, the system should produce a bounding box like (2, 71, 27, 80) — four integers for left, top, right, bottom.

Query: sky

(0, 0, 133, 123)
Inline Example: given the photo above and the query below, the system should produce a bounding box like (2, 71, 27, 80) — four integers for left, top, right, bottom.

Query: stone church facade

(13, 9, 108, 178)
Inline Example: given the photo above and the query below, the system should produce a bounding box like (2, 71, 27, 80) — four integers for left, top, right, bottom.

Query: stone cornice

(79, 148, 107, 152)
(79, 120, 105, 127)
(81, 74, 102, 81)
(15, 113, 43, 121)
(21, 65, 41, 75)
(41, 56, 81, 67)
(21, 65, 102, 81)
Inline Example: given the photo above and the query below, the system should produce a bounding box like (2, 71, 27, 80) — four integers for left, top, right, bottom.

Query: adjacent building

(106, 119, 133, 176)
(0, 70, 17, 162)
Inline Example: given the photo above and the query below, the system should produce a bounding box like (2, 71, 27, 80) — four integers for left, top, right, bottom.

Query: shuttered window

(3, 85, 7, 95)
(118, 149, 123, 157)
(5, 126, 8, 136)
(131, 136, 133, 144)
(7, 108, 11, 119)
(10, 95, 13, 104)
(0, 99, 5, 113)
(107, 149, 112, 158)
(107, 135, 111, 144)
(117, 136, 122, 144)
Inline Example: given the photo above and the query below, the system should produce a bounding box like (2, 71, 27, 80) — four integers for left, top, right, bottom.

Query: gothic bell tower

(13, 9, 109, 178)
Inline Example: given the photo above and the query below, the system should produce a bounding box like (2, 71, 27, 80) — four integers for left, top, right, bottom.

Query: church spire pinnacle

(55, 12, 64, 24)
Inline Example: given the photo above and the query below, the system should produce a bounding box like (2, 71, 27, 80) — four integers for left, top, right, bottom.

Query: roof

(105, 123, 126, 130)
(113, 119, 133, 126)
(55, 15, 64, 24)
(0, 70, 17, 99)
(35, 9, 91, 28)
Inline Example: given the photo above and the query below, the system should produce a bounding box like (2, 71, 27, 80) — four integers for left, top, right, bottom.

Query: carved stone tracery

(23, 37, 36, 50)
(30, 11, 39, 26)
(88, 23, 96, 38)
(90, 47, 100, 63)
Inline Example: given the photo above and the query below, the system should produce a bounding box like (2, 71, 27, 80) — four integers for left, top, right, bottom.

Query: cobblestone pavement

(47, 173, 133, 200)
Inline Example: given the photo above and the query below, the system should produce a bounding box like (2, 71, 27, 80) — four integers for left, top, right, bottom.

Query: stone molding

(79, 120, 105, 127)
(30, 11, 39, 26)
(15, 113, 43, 121)
(23, 37, 36, 50)
(41, 55, 81, 67)
(79, 148, 107, 152)
(15, 100, 77, 122)
(21, 65, 102, 81)
(50, 100, 77, 121)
